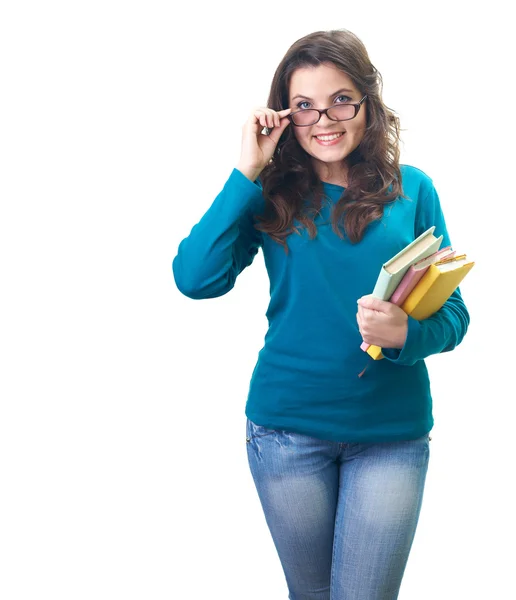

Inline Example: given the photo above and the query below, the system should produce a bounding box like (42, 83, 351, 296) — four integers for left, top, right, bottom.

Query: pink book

(359, 246, 456, 352)
(390, 246, 456, 305)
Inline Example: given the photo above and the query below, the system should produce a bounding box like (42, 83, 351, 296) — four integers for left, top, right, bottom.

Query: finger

(262, 108, 291, 129)
(251, 109, 271, 129)
(252, 107, 291, 130)
(269, 109, 285, 129)
(262, 110, 272, 129)
(274, 108, 292, 127)
(356, 312, 366, 340)
(266, 117, 290, 144)
(358, 296, 386, 313)
(357, 304, 366, 322)
(261, 109, 277, 129)
(251, 111, 266, 128)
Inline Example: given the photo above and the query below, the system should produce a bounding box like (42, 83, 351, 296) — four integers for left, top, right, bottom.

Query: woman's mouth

(313, 132, 345, 146)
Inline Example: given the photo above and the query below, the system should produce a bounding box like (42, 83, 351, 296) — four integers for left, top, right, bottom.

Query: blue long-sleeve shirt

(172, 165, 470, 443)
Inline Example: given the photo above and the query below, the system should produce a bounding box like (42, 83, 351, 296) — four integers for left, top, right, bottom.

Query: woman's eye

(297, 95, 352, 110)
(335, 95, 352, 103)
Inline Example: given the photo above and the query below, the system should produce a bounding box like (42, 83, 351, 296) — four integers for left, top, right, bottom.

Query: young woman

(172, 28, 470, 600)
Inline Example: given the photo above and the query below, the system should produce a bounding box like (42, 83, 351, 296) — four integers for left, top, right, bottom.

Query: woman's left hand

(356, 295, 408, 349)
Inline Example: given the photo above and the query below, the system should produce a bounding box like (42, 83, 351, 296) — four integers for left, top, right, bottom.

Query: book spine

(401, 265, 441, 315)
(390, 267, 428, 305)
(371, 268, 394, 300)
(408, 262, 474, 320)
(366, 344, 383, 360)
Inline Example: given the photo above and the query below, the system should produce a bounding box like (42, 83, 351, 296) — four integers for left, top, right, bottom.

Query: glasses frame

(286, 94, 368, 127)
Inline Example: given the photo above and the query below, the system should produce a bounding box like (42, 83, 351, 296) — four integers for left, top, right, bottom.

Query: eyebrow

(291, 88, 355, 102)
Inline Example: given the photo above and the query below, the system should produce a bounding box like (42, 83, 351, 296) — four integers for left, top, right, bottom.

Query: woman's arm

(382, 180, 471, 366)
(172, 168, 264, 300)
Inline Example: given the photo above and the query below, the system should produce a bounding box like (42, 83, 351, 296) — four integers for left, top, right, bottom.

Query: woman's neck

(314, 160, 349, 188)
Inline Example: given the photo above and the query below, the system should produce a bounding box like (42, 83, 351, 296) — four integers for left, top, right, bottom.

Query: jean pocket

(246, 418, 279, 443)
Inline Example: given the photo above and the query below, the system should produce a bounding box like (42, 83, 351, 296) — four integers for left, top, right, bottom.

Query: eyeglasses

(287, 94, 367, 126)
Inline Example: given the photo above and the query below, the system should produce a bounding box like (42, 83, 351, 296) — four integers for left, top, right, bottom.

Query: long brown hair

(254, 29, 406, 253)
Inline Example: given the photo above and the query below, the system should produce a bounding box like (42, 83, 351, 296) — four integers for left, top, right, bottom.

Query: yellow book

(366, 344, 385, 360)
(366, 254, 474, 360)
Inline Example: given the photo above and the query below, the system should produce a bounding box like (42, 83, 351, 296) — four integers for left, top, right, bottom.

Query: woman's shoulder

(399, 163, 436, 197)
(399, 163, 433, 183)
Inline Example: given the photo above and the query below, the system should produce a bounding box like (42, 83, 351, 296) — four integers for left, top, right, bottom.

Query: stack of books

(361, 227, 475, 360)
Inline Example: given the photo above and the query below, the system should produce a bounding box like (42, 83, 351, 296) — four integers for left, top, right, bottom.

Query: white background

(1, 1, 514, 598)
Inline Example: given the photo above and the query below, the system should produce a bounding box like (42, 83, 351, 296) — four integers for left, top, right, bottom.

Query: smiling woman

(287, 68, 368, 176)
(253, 31, 405, 250)
(172, 27, 471, 600)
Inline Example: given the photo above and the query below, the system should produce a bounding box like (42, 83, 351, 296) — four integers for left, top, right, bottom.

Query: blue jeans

(246, 418, 431, 600)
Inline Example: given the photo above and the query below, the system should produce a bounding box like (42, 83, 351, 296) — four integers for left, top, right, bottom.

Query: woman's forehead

(289, 65, 357, 98)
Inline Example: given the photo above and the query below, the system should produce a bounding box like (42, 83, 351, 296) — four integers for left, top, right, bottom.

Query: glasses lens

(291, 110, 319, 126)
(327, 104, 356, 121)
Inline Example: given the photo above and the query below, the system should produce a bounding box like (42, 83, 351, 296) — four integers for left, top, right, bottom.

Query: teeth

(315, 132, 344, 141)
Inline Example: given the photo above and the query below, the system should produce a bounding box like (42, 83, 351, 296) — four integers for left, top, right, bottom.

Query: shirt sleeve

(172, 168, 265, 299)
(381, 179, 471, 366)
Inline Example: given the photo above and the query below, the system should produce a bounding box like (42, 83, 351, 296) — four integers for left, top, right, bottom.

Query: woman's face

(288, 63, 367, 181)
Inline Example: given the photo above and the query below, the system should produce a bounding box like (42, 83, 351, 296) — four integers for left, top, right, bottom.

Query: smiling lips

(314, 132, 345, 145)
(314, 132, 344, 140)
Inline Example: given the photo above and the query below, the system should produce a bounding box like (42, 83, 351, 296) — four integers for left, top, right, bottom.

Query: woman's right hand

(236, 107, 292, 181)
